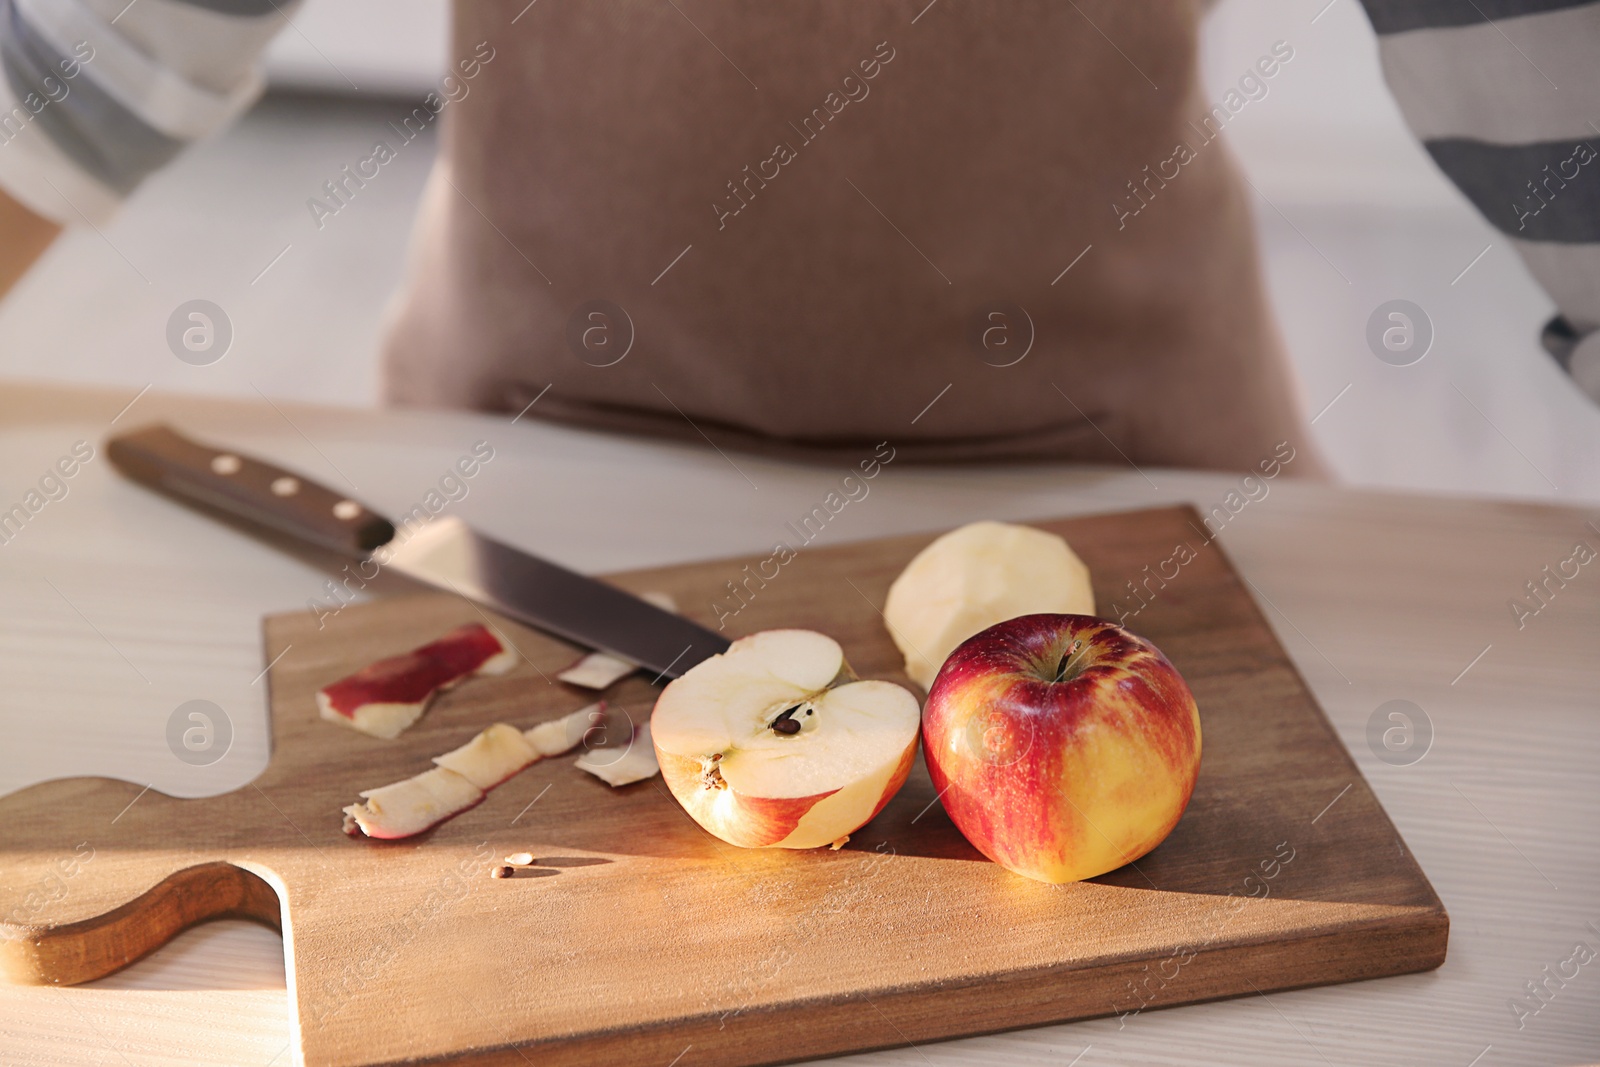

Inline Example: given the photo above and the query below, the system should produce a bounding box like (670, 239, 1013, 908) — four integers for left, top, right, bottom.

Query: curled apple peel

(652, 630, 921, 849)
(556, 652, 636, 691)
(317, 623, 518, 739)
(433, 723, 539, 789)
(576, 721, 661, 787)
(341, 704, 603, 839)
(344, 767, 488, 841)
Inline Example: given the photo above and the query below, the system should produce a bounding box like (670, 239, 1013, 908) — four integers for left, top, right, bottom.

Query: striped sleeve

(1358, 0, 1600, 402)
(0, 0, 297, 225)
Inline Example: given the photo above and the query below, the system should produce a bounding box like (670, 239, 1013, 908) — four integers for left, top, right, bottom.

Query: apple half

(342, 704, 602, 839)
(318, 623, 518, 739)
(651, 630, 921, 849)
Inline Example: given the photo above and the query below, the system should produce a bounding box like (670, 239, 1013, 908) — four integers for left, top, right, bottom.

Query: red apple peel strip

(318, 622, 518, 739)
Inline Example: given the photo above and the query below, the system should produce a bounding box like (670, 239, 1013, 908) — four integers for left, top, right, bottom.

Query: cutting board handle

(2, 860, 283, 986)
(106, 423, 395, 556)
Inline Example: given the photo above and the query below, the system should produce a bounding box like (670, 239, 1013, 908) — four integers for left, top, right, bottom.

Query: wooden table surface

(0, 381, 1595, 1067)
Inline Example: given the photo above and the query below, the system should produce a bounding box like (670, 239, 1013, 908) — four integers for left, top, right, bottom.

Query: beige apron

(382, 0, 1311, 470)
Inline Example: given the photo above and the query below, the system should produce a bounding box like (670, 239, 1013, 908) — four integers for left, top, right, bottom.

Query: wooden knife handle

(106, 423, 395, 556)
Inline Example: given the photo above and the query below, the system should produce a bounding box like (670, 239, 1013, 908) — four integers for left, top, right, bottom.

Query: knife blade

(105, 423, 730, 679)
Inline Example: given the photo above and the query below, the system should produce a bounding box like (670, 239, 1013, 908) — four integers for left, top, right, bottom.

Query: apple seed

(770, 704, 805, 735)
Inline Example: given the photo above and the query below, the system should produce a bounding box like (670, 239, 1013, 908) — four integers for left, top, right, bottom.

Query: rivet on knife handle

(106, 423, 395, 555)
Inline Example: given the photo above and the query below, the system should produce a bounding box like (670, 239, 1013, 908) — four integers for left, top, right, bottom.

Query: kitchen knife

(105, 423, 730, 680)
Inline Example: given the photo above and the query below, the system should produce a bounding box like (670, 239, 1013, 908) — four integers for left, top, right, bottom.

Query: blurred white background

(1, 0, 1594, 501)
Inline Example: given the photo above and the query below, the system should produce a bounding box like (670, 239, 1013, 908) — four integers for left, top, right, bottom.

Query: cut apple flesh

(652, 630, 921, 849)
(318, 623, 518, 739)
(884, 521, 1095, 690)
(557, 591, 679, 691)
(342, 704, 602, 839)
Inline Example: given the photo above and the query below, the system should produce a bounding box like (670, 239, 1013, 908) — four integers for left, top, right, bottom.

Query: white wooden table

(1, 382, 1595, 1067)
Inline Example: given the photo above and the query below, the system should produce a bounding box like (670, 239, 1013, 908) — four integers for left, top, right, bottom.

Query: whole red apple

(922, 614, 1201, 884)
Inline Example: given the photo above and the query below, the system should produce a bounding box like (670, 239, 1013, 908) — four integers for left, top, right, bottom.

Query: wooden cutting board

(0, 505, 1447, 1066)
